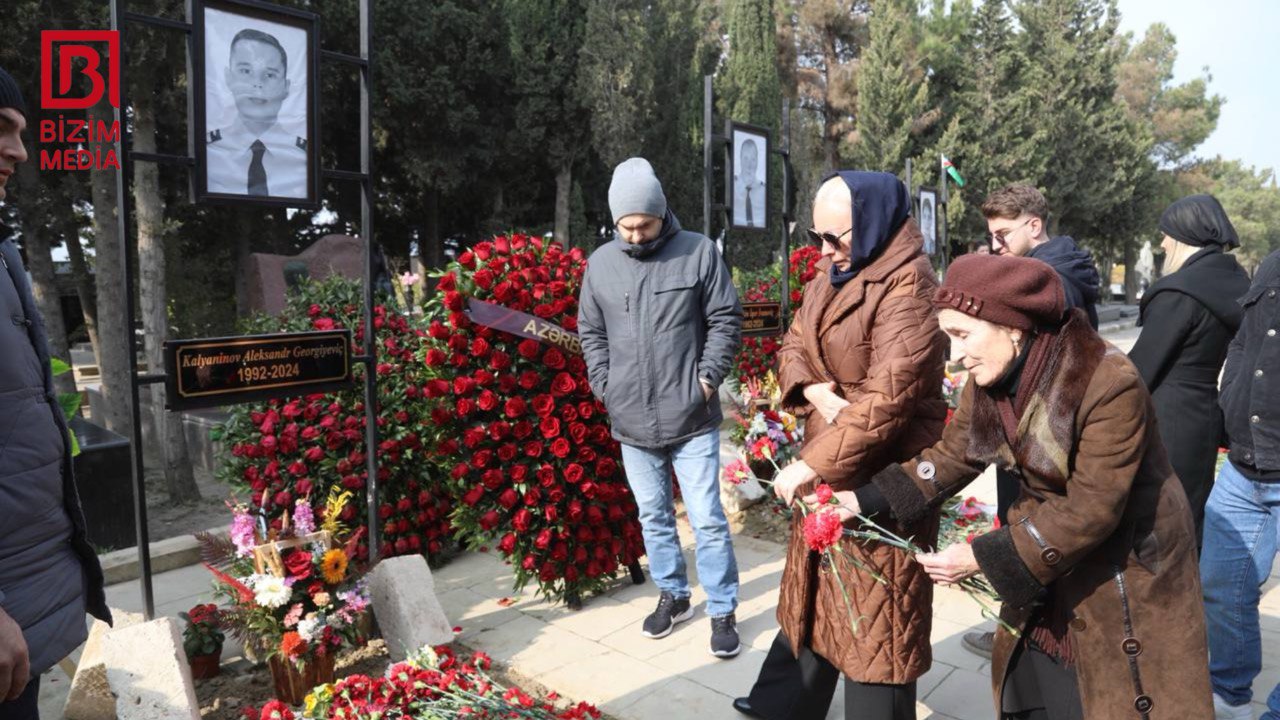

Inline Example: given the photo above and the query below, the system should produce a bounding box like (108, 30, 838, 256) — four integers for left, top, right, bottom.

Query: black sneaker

(709, 613, 741, 658)
(642, 591, 693, 639)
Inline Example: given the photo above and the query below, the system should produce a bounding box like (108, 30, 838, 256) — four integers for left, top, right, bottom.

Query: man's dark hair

(230, 28, 288, 76)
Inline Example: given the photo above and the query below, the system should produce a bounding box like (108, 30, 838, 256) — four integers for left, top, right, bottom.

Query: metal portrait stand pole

(702, 76, 731, 252)
(938, 154, 950, 272)
(108, 0, 381, 619)
(775, 98, 792, 327)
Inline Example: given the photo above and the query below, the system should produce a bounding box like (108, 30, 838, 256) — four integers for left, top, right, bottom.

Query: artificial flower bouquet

(201, 489, 372, 701)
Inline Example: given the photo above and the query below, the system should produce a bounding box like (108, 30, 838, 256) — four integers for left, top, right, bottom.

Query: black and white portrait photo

(731, 124, 768, 230)
(195, 0, 318, 207)
(918, 187, 938, 255)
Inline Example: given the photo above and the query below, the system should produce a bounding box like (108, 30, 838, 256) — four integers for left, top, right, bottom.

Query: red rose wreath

(421, 234, 646, 604)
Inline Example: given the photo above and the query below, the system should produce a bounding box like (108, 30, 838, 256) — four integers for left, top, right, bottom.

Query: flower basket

(188, 649, 222, 680)
(252, 531, 334, 577)
(268, 652, 335, 705)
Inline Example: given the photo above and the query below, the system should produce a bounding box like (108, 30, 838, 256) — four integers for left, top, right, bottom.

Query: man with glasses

(981, 185, 1100, 328)
(961, 184, 1102, 662)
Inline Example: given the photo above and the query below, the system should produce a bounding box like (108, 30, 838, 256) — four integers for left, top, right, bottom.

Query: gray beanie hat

(608, 157, 667, 224)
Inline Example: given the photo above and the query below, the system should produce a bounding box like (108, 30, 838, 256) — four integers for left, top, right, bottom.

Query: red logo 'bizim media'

(38, 30, 122, 171)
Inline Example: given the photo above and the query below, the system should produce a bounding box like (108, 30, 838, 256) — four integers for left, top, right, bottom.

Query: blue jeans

(1201, 459, 1280, 719)
(619, 428, 739, 616)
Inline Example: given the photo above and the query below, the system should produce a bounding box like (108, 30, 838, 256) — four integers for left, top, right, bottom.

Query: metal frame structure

(703, 76, 795, 326)
(109, 0, 380, 619)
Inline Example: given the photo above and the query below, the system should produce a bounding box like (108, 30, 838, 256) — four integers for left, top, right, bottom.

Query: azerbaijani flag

(942, 154, 965, 187)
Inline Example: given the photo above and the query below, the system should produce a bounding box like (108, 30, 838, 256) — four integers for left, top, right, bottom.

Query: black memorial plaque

(741, 302, 783, 337)
(164, 330, 353, 410)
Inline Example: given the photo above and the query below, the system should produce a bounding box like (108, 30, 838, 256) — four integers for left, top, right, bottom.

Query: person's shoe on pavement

(641, 591, 693, 639)
(962, 630, 994, 659)
(732, 696, 764, 717)
(710, 612, 741, 658)
(1213, 692, 1254, 720)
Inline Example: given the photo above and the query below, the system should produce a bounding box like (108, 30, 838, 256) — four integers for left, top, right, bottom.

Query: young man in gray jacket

(578, 158, 743, 658)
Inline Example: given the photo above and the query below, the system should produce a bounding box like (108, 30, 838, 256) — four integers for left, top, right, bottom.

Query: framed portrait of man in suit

(918, 186, 938, 256)
(193, 0, 320, 208)
(729, 123, 770, 232)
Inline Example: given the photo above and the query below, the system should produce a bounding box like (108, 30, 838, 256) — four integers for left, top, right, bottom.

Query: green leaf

(58, 392, 82, 420)
(68, 429, 80, 458)
(50, 357, 72, 376)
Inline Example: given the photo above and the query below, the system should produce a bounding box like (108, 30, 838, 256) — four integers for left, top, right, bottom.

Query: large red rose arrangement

(419, 234, 645, 603)
(730, 245, 824, 387)
(215, 277, 454, 563)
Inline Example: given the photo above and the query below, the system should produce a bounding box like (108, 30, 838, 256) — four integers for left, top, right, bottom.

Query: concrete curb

(99, 526, 228, 586)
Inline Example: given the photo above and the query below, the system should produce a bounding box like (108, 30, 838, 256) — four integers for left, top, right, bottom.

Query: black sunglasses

(805, 227, 854, 248)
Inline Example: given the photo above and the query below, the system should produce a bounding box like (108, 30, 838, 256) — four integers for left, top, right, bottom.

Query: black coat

(1220, 250, 1280, 480)
(0, 237, 110, 676)
(1129, 246, 1250, 538)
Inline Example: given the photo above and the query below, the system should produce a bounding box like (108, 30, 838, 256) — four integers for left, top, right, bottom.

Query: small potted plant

(180, 603, 225, 679)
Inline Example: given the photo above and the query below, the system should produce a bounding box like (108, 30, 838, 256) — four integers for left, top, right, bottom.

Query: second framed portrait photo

(193, 0, 320, 208)
(918, 186, 938, 256)
(730, 123, 770, 232)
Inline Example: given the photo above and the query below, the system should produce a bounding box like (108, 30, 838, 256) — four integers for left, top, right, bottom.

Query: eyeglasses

(988, 218, 1034, 252)
(806, 227, 854, 248)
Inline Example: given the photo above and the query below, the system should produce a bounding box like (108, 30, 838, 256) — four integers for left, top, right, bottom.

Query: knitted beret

(935, 254, 1066, 331)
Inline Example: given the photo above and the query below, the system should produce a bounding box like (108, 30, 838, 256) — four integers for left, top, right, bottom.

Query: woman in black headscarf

(1128, 194, 1251, 545)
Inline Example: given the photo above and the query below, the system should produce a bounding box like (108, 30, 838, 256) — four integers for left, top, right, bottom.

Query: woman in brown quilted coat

(733, 171, 949, 720)
(846, 254, 1212, 720)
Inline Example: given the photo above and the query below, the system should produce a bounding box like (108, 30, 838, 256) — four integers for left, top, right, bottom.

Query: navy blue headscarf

(822, 170, 912, 287)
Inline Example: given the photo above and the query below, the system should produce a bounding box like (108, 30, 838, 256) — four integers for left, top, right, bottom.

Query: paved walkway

(45, 488, 1280, 719)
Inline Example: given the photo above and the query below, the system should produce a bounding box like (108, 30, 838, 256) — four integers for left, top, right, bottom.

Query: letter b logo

(41, 31, 121, 110)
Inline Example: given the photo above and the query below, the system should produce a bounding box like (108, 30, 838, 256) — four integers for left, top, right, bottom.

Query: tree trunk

(64, 224, 100, 367)
(134, 77, 200, 504)
(89, 91, 133, 436)
(13, 163, 77, 397)
(554, 161, 572, 248)
(1123, 238, 1139, 305)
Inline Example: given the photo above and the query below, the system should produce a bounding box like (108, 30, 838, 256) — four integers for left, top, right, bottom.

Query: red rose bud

(479, 510, 501, 531)
(534, 529, 553, 549)
(512, 508, 532, 532)
(498, 489, 520, 510)
(498, 533, 517, 554)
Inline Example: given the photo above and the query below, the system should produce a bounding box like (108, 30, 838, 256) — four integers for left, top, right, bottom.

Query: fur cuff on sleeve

(972, 527, 1045, 609)
(870, 464, 930, 527)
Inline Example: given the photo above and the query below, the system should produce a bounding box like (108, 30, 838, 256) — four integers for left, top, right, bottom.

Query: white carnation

(297, 616, 324, 643)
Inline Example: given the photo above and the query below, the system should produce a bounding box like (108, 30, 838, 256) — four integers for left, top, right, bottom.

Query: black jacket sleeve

(1128, 291, 1197, 393)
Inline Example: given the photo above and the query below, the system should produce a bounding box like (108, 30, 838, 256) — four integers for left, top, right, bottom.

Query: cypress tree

(850, 0, 929, 173)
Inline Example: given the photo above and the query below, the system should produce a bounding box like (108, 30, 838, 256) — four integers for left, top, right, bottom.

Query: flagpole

(939, 154, 949, 272)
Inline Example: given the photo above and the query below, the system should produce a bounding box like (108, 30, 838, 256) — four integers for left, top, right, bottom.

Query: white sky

(1116, 0, 1279, 176)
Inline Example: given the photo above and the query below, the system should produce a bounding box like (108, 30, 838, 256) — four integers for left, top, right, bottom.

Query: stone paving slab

(37, 435, 1280, 720)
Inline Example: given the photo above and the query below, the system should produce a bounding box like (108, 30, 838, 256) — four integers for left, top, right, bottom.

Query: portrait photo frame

(192, 0, 321, 209)
(729, 122, 771, 232)
(918, 186, 939, 256)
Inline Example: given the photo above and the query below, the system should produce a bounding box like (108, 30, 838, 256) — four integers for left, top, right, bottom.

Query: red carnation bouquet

(216, 276, 454, 563)
(419, 234, 645, 604)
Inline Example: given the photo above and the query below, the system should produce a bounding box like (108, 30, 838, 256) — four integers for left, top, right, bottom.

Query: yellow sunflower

(320, 549, 348, 584)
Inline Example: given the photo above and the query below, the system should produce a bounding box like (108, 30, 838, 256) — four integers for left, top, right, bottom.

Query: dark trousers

(996, 467, 1020, 526)
(0, 677, 40, 720)
(747, 630, 917, 720)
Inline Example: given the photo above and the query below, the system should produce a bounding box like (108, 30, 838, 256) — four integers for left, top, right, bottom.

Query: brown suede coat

(774, 219, 949, 683)
(870, 309, 1213, 719)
